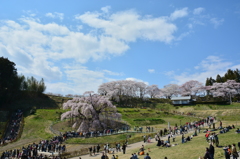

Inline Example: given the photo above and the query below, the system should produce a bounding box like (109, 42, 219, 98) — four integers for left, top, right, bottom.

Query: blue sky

(1, 0, 240, 95)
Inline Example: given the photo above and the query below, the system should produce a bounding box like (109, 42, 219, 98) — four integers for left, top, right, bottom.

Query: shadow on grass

(3, 93, 66, 117)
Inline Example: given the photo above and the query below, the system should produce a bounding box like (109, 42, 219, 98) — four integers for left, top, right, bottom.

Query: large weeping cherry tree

(61, 91, 122, 132)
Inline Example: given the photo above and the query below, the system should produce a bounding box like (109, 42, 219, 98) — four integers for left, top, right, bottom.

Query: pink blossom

(61, 91, 121, 132)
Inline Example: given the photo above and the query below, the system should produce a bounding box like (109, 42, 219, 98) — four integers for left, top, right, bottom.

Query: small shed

(171, 96, 192, 105)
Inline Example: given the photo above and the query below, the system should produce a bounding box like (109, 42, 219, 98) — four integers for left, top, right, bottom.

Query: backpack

(227, 148, 231, 155)
(205, 133, 209, 138)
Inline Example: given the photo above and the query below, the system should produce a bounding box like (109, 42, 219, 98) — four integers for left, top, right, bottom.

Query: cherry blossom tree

(98, 80, 148, 98)
(135, 82, 147, 99)
(208, 80, 240, 104)
(61, 91, 121, 132)
(161, 84, 180, 99)
(180, 80, 204, 97)
(146, 85, 160, 98)
(98, 80, 149, 106)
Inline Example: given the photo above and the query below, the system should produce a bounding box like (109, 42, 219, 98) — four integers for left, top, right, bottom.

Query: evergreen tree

(24, 76, 46, 94)
(205, 78, 210, 86)
(216, 74, 223, 83)
(0, 57, 47, 106)
(0, 57, 19, 105)
(210, 77, 216, 85)
(224, 69, 236, 81)
(234, 69, 240, 82)
(205, 69, 240, 86)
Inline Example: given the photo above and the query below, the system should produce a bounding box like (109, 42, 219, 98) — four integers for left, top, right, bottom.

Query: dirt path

(0, 138, 39, 152)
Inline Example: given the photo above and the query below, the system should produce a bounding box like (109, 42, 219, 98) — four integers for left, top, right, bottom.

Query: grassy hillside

(123, 122, 240, 159)
(118, 107, 199, 128)
(1, 96, 240, 157)
(174, 103, 240, 121)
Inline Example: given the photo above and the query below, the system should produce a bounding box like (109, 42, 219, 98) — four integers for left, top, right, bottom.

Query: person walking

(214, 133, 219, 147)
(97, 144, 100, 153)
(209, 143, 215, 159)
(160, 130, 163, 137)
(116, 143, 121, 152)
(93, 146, 96, 156)
(143, 135, 146, 143)
(232, 144, 239, 159)
(122, 143, 126, 154)
(182, 134, 185, 144)
(88, 146, 92, 156)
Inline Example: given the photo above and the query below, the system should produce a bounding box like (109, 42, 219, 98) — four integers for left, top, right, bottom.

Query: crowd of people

(126, 117, 214, 159)
(0, 135, 67, 159)
(1, 110, 240, 159)
(200, 121, 240, 159)
(61, 127, 130, 140)
(0, 110, 23, 145)
(96, 116, 217, 159)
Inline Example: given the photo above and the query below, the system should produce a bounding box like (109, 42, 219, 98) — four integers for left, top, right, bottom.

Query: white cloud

(103, 70, 124, 76)
(126, 77, 149, 85)
(165, 71, 175, 76)
(46, 12, 64, 21)
(23, 10, 37, 17)
(0, 7, 191, 95)
(169, 7, 188, 21)
(0, 17, 129, 62)
(101, 6, 111, 13)
(176, 31, 192, 41)
(46, 82, 75, 95)
(57, 66, 124, 95)
(148, 69, 155, 73)
(76, 9, 178, 43)
(210, 18, 224, 28)
(189, 8, 225, 30)
(65, 67, 105, 92)
(193, 7, 205, 15)
(166, 56, 234, 85)
(45, 64, 124, 95)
